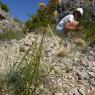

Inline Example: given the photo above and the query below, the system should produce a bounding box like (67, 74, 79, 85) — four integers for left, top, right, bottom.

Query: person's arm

(65, 21, 79, 30)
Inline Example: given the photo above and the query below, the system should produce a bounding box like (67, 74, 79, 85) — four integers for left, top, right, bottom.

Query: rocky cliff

(0, 1, 95, 95)
(62, 0, 95, 16)
(0, 7, 22, 33)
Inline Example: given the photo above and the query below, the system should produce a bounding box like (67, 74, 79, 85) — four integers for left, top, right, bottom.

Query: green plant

(0, 29, 25, 41)
(2, 32, 47, 95)
(25, 2, 55, 32)
(24, 19, 33, 33)
(80, 5, 95, 43)
(0, 1, 9, 12)
(13, 17, 22, 23)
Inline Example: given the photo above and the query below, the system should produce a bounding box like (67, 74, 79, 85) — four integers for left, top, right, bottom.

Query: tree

(25, 2, 55, 32)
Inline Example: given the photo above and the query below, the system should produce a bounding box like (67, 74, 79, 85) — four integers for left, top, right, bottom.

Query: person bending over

(56, 8, 83, 34)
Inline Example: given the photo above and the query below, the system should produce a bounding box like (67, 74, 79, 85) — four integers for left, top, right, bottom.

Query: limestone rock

(75, 38, 86, 47)
(0, 6, 22, 33)
(89, 89, 95, 95)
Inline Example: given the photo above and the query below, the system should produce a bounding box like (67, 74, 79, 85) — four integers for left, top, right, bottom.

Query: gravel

(0, 32, 95, 95)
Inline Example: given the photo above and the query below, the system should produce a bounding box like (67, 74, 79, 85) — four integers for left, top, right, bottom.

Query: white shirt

(56, 14, 75, 31)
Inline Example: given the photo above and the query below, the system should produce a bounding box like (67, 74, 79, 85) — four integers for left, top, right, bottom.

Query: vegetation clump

(0, 1, 9, 12)
(0, 29, 25, 41)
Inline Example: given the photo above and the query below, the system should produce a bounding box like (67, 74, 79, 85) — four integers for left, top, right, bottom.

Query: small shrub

(80, 5, 95, 43)
(0, 29, 25, 41)
(0, 1, 9, 12)
(24, 19, 33, 33)
(13, 17, 22, 24)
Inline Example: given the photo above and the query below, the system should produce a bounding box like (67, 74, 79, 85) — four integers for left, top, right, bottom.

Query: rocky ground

(0, 32, 95, 95)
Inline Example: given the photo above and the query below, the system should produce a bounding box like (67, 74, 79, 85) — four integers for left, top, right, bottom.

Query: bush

(0, 29, 25, 41)
(80, 5, 95, 43)
(0, 1, 9, 12)
(24, 19, 33, 33)
(25, 2, 55, 32)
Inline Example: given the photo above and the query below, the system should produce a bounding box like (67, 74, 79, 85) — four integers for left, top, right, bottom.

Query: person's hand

(72, 21, 79, 25)
(65, 21, 79, 30)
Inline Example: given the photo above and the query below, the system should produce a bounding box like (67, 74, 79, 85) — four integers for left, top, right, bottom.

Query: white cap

(39, 2, 46, 7)
(75, 8, 83, 15)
